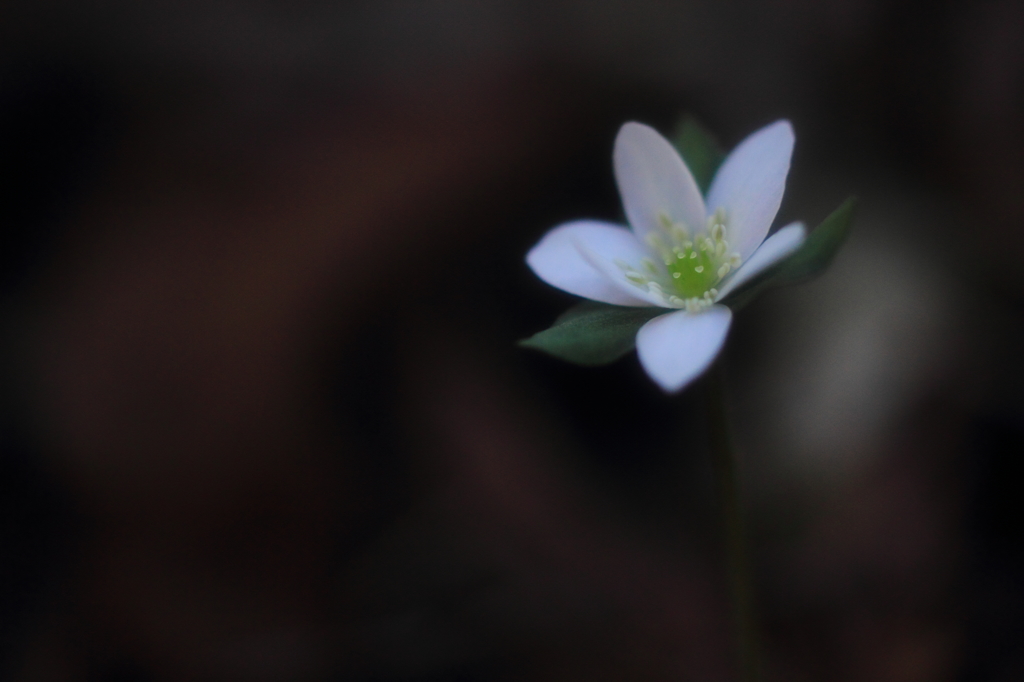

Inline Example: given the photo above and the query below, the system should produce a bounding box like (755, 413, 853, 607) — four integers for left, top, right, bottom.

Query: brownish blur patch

(21, 72, 581, 680)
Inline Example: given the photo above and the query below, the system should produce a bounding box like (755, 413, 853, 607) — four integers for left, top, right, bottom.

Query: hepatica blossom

(523, 119, 854, 679)
(527, 120, 808, 392)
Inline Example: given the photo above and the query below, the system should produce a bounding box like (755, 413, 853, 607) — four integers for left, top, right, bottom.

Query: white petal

(573, 234, 671, 308)
(706, 120, 794, 262)
(614, 122, 706, 243)
(715, 222, 806, 300)
(635, 306, 732, 393)
(526, 220, 657, 306)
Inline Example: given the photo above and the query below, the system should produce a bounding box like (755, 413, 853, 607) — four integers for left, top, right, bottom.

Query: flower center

(617, 208, 741, 311)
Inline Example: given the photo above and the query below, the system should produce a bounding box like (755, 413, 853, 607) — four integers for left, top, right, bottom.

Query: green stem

(707, 360, 761, 682)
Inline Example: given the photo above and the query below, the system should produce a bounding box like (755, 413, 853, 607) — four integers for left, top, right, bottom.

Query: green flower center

(617, 209, 741, 311)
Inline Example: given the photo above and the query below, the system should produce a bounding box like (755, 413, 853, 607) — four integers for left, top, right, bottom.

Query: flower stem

(707, 360, 761, 682)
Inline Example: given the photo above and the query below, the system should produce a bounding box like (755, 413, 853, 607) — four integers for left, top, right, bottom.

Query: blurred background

(1, 1, 1022, 680)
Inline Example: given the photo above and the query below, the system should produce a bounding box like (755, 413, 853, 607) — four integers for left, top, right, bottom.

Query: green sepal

(723, 196, 857, 311)
(774, 196, 857, 282)
(519, 300, 664, 366)
(671, 115, 725, 194)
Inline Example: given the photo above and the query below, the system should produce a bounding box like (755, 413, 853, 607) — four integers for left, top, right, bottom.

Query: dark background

(2, 1, 1023, 680)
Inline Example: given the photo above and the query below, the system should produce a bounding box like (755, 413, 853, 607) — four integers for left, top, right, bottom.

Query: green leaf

(519, 300, 664, 366)
(774, 196, 857, 283)
(671, 115, 725, 194)
(722, 196, 857, 311)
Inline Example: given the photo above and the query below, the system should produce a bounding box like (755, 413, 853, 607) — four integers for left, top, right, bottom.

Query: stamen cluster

(618, 208, 741, 311)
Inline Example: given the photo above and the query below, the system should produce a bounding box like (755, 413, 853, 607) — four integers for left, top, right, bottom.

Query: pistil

(618, 209, 741, 309)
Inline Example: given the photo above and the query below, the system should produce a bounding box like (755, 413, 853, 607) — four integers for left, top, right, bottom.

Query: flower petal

(715, 221, 806, 300)
(635, 306, 732, 393)
(573, 234, 671, 308)
(706, 120, 794, 262)
(614, 122, 706, 243)
(526, 220, 657, 306)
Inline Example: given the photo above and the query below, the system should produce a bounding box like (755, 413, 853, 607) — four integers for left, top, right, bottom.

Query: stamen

(642, 209, 741, 303)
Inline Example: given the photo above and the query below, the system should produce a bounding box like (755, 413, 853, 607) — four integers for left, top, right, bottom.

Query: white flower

(527, 120, 806, 392)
